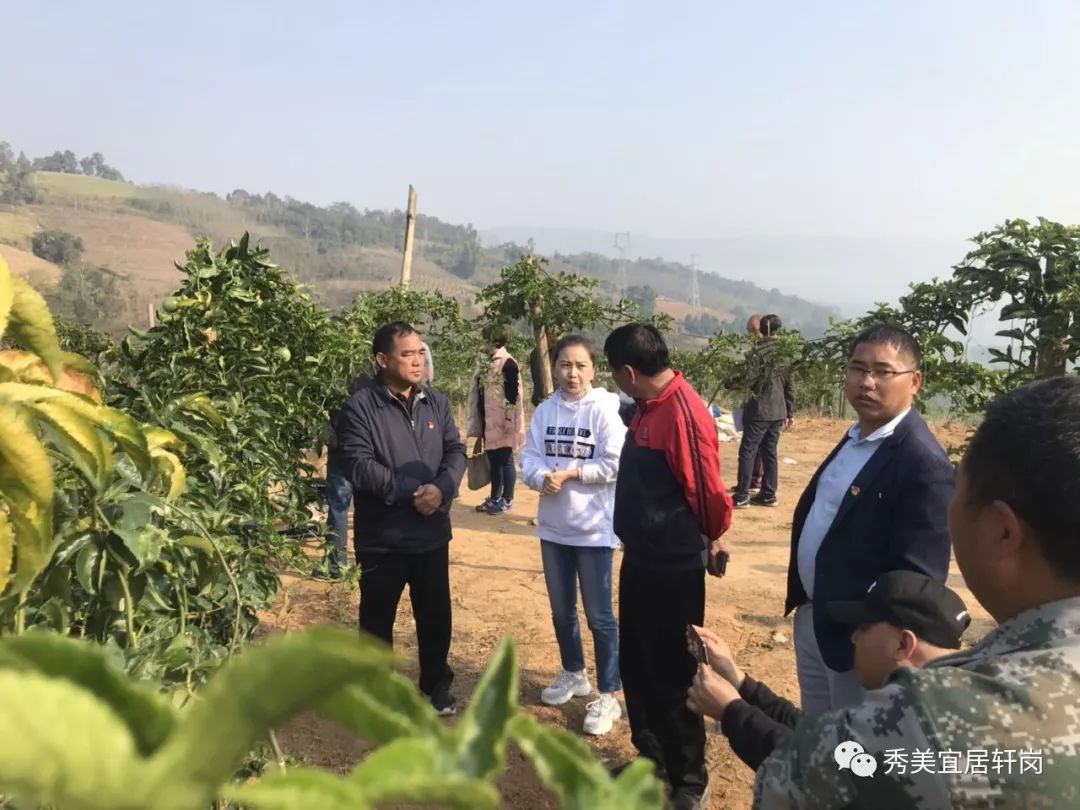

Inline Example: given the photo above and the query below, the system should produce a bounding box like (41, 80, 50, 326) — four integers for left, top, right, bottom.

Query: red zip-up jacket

(614, 372, 733, 571)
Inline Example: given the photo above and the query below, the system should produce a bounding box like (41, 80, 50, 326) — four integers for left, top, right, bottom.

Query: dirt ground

(263, 416, 992, 809)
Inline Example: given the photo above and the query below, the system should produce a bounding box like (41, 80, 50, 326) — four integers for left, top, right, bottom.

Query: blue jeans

(541, 540, 621, 693)
(326, 453, 353, 576)
(487, 447, 516, 503)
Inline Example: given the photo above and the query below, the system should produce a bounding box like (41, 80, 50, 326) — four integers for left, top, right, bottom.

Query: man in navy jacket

(336, 321, 466, 715)
(785, 324, 954, 715)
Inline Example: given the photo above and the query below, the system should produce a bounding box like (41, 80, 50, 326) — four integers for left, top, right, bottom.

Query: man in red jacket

(604, 323, 734, 810)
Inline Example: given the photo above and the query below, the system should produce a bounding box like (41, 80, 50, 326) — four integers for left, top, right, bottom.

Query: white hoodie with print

(521, 387, 626, 548)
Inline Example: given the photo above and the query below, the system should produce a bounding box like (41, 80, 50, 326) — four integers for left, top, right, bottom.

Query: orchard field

(271, 418, 993, 810)
(0, 218, 1076, 809)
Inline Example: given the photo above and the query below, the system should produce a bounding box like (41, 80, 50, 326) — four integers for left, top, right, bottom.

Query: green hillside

(36, 170, 137, 199)
(1, 145, 835, 337)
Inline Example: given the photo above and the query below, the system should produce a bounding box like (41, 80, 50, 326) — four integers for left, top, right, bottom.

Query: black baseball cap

(825, 571, 972, 649)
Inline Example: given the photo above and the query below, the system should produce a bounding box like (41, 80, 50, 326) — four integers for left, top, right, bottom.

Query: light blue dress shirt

(796, 408, 911, 599)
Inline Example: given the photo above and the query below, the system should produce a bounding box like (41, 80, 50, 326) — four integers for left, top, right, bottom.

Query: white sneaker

(541, 669, 591, 706)
(583, 693, 622, 735)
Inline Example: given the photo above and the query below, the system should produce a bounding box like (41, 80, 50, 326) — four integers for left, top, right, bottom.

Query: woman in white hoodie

(521, 335, 626, 736)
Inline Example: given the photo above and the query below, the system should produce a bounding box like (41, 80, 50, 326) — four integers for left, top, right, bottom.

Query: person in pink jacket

(468, 326, 526, 514)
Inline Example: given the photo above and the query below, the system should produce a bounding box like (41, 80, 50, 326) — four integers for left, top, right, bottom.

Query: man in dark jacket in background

(733, 314, 795, 508)
(605, 323, 734, 810)
(336, 321, 466, 715)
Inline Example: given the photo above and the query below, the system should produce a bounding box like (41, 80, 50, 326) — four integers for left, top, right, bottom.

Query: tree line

(0, 141, 126, 203)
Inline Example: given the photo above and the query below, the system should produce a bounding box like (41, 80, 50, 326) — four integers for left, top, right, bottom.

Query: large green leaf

(224, 768, 373, 810)
(508, 714, 608, 807)
(451, 637, 517, 780)
(148, 628, 394, 803)
(0, 669, 150, 810)
(25, 393, 152, 476)
(0, 381, 77, 404)
(0, 255, 13, 338)
(7, 276, 63, 382)
(152, 448, 187, 500)
(92, 404, 152, 475)
(75, 542, 100, 593)
(994, 328, 1027, 342)
(164, 391, 225, 427)
(32, 399, 113, 491)
(0, 509, 11, 593)
(0, 633, 177, 756)
(320, 666, 443, 745)
(0, 403, 55, 593)
(350, 737, 499, 810)
(613, 759, 667, 808)
(114, 494, 167, 567)
(508, 714, 663, 809)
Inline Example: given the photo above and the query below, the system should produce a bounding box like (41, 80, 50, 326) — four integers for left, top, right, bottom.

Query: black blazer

(785, 409, 955, 671)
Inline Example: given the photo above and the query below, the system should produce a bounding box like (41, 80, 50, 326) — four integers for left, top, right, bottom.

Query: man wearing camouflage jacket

(754, 376, 1080, 808)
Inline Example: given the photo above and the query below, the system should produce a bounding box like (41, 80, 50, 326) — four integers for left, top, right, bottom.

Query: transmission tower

(688, 254, 701, 309)
(614, 232, 631, 299)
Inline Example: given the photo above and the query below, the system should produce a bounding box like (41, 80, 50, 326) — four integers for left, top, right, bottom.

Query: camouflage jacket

(753, 596, 1080, 808)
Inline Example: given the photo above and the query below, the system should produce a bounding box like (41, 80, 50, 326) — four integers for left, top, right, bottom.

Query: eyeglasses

(845, 365, 917, 382)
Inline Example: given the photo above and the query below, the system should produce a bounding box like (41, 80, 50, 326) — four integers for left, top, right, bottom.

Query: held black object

(704, 547, 729, 577)
(687, 624, 710, 667)
(714, 549, 729, 576)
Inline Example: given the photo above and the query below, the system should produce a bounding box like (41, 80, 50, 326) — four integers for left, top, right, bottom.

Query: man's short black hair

(372, 321, 417, 357)
(964, 376, 1080, 581)
(761, 314, 782, 337)
(604, 323, 671, 377)
(850, 324, 922, 368)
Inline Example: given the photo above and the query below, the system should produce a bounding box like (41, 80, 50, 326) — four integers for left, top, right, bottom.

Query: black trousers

(619, 559, 707, 795)
(357, 544, 453, 695)
(486, 446, 516, 503)
(736, 419, 783, 499)
(751, 452, 765, 490)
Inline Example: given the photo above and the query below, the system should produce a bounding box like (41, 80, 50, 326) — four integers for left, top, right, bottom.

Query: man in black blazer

(785, 324, 954, 716)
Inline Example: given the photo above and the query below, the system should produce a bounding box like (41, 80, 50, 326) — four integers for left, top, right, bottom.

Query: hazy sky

(6, 1, 1080, 248)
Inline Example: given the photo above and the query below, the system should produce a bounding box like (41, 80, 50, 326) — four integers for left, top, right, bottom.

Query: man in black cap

(685, 571, 970, 770)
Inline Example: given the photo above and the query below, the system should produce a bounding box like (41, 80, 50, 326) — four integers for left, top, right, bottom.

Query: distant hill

(482, 226, 969, 316)
(1, 161, 838, 338)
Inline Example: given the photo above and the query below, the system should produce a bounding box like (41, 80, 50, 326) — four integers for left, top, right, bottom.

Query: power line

(614, 232, 631, 299)
(689, 253, 701, 309)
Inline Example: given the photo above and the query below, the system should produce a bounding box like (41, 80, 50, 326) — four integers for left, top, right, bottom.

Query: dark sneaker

(427, 687, 457, 716)
(670, 786, 710, 810)
(475, 498, 496, 513)
(608, 760, 641, 779)
(423, 669, 457, 716)
(609, 758, 663, 781)
(750, 494, 778, 507)
(733, 495, 751, 509)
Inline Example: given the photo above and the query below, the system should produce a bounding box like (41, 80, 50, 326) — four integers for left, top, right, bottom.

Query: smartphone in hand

(707, 547, 729, 578)
(687, 624, 710, 667)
